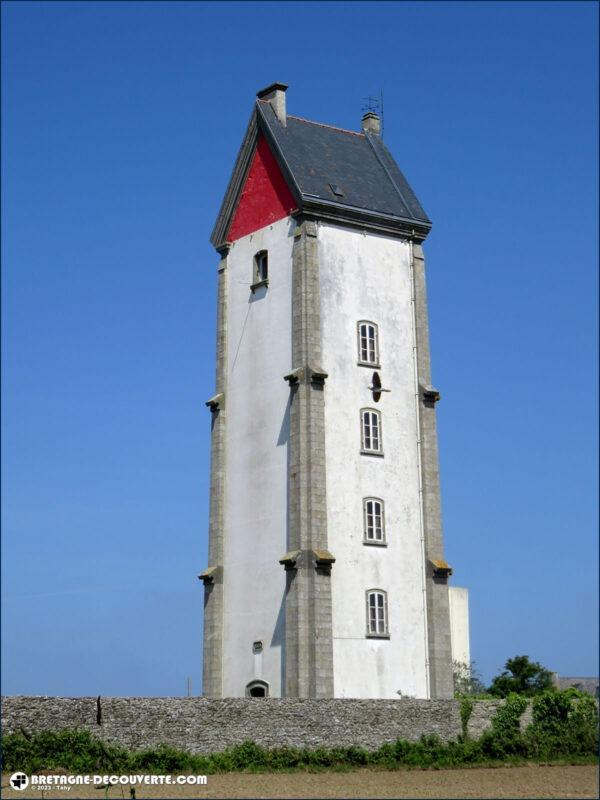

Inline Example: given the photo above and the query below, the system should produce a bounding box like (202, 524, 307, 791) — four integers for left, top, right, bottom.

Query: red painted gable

(227, 134, 297, 242)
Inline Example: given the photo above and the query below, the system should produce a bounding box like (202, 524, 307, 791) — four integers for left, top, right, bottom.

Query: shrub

(523, 690, 599, 759)
(265, 745, 303, 771)
(479, 693, 528, 759)
(1, 729, 130, 774)
(459, 696, 474, 738)
(131, 744, 194, 773)
(228, 741, 268, 771)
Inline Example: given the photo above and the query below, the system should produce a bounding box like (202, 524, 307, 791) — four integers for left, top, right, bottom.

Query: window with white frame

(366, 589, 388, 636)
(357, 321, 379, 366)
(363, 498, 385, 543)
(361, 408, 383, 454)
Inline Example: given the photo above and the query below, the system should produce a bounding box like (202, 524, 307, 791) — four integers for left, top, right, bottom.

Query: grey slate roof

(210, 100, 431, 248)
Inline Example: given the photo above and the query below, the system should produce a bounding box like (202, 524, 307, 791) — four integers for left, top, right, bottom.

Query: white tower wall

(221, 216, 295, 697)
(319, 224, 429, 699)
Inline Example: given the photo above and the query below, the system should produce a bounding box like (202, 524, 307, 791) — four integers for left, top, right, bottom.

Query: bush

(1, 729, 130, 774)
(479, 693, 528, 759)
(523, 690, 599, 759)
(459, 697, 474, 738)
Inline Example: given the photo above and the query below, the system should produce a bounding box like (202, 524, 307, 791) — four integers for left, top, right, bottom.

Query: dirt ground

(2, 765, 598, 799)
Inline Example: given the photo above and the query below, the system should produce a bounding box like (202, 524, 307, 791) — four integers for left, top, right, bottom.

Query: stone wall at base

(2, 697, 523, 754)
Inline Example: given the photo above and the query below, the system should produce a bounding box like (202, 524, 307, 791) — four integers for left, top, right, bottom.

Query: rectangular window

(358, 321, 379, 366)
(364, 498, 385, 543)
(361, 408, 382, 454)
(256, 252, 268, 282)
(367, 590, 388, 636)
(251, 250, 269, 292)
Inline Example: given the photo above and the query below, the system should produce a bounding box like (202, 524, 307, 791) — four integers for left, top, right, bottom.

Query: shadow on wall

(274, 393, 290, 693)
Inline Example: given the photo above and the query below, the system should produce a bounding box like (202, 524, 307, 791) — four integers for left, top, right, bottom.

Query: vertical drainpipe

(201, 244, 229, 698)
(411, 239, 454, 700)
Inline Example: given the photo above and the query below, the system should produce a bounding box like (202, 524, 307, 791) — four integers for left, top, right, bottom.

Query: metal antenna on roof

(362, 92, 384, 138)
(362, 95, 379, 113)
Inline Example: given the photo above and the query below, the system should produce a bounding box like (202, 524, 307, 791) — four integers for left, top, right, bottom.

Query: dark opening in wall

(251, 251, 269, 292)
(245, 679, 269, 698)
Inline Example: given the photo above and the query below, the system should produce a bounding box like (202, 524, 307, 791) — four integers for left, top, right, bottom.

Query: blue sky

(2, 1, 598, 696)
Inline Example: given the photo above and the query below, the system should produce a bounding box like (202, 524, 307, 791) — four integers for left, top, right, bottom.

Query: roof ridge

(257, 101, 364, 138)
(286, 113, 365, 138)
(363, 131, 416, 220)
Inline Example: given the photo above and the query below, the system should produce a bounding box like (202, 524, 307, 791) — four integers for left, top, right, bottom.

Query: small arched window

(361, 408, 383, 455)
(366, 589, 389, 637)
(363, 498, 385, 544)
(357, 321, 379, 366)
(251, 250, 269, 292)
(245, 679, 269, 698)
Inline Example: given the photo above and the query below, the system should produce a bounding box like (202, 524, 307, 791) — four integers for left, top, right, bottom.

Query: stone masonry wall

(2, 697, 519, 754)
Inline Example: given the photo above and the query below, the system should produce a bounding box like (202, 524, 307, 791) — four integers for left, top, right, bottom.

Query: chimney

(361, 111, 381, 135)
(257, 82, 288, 126)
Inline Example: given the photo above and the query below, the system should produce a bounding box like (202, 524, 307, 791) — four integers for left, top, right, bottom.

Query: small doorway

(245, 680, 269, 698)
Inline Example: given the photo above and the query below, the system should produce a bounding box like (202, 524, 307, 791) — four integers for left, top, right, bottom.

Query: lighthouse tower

(200, 83, 461, 700)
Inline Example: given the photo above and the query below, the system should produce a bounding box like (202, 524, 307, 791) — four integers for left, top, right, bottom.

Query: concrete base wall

(3, 697, 516, 754)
